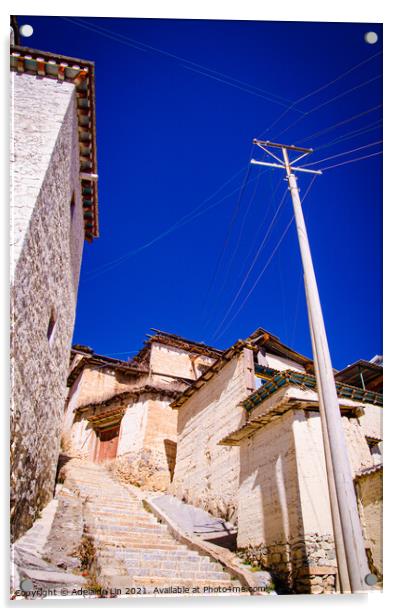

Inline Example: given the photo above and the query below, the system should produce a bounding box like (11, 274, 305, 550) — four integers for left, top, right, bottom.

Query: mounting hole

(19, 24, 34, 38)
(364, 31, 378, 45)
(20, 578, 34, 591)
(365, 573, 378, 586)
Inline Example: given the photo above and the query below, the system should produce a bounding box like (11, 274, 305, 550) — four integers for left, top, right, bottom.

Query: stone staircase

(62, 458, 242, 596)
(11, 484, 86, 597)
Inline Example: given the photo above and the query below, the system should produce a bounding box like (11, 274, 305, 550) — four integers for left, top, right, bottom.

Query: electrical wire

(62, 17, 304, 111)
(321, 150, 382, 171)
(211, 189, 289, 339)
(310, 119, 382, 153)
(290, 270, 303, 348)
(213, 175, 318, 341)
(296, 104, 382, 145)
(202, 171, 281, 332)
(82, 165, 249, 281)
(275, 74, 381, 140)
(263, 50, 382, 135)
(302, 140, 382, 167)
(201, 154, 253, 314)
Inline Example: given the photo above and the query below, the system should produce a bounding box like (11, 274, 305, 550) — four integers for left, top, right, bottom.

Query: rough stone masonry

(10, 47, 98, 541)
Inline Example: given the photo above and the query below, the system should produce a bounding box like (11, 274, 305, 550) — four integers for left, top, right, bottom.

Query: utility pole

(250, 139, 370, 593)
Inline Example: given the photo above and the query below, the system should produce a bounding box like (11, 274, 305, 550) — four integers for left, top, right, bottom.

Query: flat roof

(334, 359, 383, 393)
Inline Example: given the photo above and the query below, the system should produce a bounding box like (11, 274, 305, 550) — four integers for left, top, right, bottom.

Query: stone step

(99, 575, 240, 589)
(93, 524, 170, 534)
(62, 460, 240, 593)
(94, 536, 177, 546)
(112, 568, 231, 581)
(96, 540, 181, 550)
(97, 547, 192, 559)
(90, 516, 160, 527)
(122, 559, 223, 572)
(88, 510, 155, 520)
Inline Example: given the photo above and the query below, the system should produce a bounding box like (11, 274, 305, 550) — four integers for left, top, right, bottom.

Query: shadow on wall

(238, 415, 308, 594)
(164, 439, 177, 482)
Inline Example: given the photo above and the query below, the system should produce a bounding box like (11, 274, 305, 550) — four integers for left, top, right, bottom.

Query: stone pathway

(11, 485, 86, 598)
(12, 458, 244, 599)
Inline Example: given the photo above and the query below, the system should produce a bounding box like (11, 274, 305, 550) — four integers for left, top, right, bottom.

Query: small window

(70, 194, 76, 228)
(47, 309, 57, 345)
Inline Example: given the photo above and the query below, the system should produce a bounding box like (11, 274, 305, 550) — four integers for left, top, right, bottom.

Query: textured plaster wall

(150, 343, 215, 383)
(172, 351, 255, 521)
(114, 396, 178, 488)
(10, 73, 84, 540)
(358, 403, 383, 442)
(236, 401, 381, 591)
(117, 400, 148, 457)
(237, 410, 301, 548)
(355, 470, 383, 577)
(237, 409, 337, 592)
(257, 351, 305, 373)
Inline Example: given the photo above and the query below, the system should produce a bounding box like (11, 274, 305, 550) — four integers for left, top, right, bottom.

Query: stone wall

(171, 350, 255, 521)
(10, 73, 84, 540)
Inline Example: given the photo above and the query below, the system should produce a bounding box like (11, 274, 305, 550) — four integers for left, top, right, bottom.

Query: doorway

(95, 424, 120, 463)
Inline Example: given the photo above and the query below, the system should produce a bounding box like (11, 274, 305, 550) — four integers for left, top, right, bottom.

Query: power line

(321, 150, 382, 171)
(204, 171, 282, 328)
(214, 147, 382, 341)
(220, 165, 264, 285)
(297, 104, 382, 144)
(212, 188, 289, 339)
(302, 140, 382, 167)
(62, 17, 304, 111)
(201, 156, 253, 314)
(313, 119, 382, 153)
(83, 165, 248, 281)
(290, 269, 304, 348)
(213, 175, 318, 341)
(263, 50, 382, 135)
(275, 74, 381, 140)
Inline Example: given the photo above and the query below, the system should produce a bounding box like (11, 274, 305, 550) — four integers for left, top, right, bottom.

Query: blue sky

(18, 16, 382, 369)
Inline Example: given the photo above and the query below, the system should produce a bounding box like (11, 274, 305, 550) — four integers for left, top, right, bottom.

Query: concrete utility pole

(250, 139, 370, 593)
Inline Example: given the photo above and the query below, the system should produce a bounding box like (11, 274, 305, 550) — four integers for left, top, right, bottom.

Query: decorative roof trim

(10, 45, 99, 241)
(245, 366, 383, 412)
(75, 384, 182, 415)
(248, 327, 314, 368)
(219, 391, 364, 446)
(355, 463, 383, 479)
(146, 329, 223, 360)
(67, 351, 147, 387)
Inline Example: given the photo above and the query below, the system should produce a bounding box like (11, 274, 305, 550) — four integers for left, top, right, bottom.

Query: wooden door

(96, 425, 120, 463)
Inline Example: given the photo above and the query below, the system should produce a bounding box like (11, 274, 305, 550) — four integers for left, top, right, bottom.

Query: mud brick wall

(236, 404, 379, 592)
(172, 350, 255, 521)
(10, 73, 84, 540)
(150, 343, 215, 383)
(355, 468, 383, 579)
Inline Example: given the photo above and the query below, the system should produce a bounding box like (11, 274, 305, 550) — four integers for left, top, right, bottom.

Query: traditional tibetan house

(63, 331, 222, 490)
(171, 328, 314, 521)
(171, 328, 383, 593)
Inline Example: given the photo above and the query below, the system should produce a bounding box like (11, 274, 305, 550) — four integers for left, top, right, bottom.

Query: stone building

(170, 328, 383, 592)
(62, 330, 221, 490)
(10, 45, 99, 541)
(171, 329, 314, 520)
